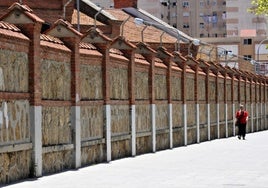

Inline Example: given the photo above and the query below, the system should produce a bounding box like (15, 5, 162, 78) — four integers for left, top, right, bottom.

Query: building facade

(157, 0, 227, 38)
(226, 0, 267, 37)
(143, 0, 267, 38)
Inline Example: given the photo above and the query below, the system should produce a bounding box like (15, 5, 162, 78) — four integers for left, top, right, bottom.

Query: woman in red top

(236, 104, 248, 140)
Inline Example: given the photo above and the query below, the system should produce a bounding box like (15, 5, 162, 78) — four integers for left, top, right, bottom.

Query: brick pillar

(181, 62, 187, 145)
(11, 20, 43, 177)
(205, 68, 211, 140)
(95, 44, 112, 162)
(122, 50, 135, 105)
(194, 65, 200, 143)
(144, 54, 156, 152)
(249, 77, 254, 132)
(261, 78, 265, 130)
(256, 78, 259, 131)
(122, 49, 136, 156)
(61, 36, 81, 168)
(166, 59, 173, 149)
(223, 72, 228, 138)
(215, 72, 220, 139)
(231, 73, 236, 136)
(156, 47, 173, 149)
(237, 75, 241, 105)
(264, 78, 267, 130)
(23, 22, 43, 177)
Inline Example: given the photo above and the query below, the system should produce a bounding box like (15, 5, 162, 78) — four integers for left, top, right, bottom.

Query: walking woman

(235, 104, 248, 140)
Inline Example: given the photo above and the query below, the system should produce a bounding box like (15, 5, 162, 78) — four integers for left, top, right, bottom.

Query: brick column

(260, 78, 265, 131)
(25, 23, 43, 177)
(167, 60, 173, 149)
(181, 62, 187, 145)
(164, 58, 173, 149)
(256, 78, 260, 131)
(263, 77, 267, 130)
(223, 72, 228, 138)
(61, 36, 81, 168)
(122, 49, 136, 156)
(172, 52, 188, 145)
(215, 71, 220, 139)
(194, 65, 200, 143)
(95, 44, 112, 162)
(144, 53, 156, 152)
(157, 47, 173, 149)
(186, 58, 201, 144)
(264, 78, 267, 130)
(249, 76, 254, 132)
(205, 68, 211, 141)
(231, 73, 236, 136)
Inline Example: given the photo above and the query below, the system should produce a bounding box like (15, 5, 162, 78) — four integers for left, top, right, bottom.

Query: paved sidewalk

(4, 131, 268, 188)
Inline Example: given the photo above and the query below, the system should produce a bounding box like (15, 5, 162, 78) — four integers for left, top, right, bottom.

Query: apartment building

(158, 0, 227, 38)
(147, 0, 267, 38)
(226, 0, 267, 37)
(145, 0, 268, 74)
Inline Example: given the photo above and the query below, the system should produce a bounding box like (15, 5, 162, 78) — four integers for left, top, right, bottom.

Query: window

(200, 23, 205, 28)
(182, 1, 189, 8)
(183, 12, 190, 17)
(183, 24, 189, 28)
(161, 0, 169, 6)
(243, 39, 252, 45)
(243, 55, 252, 61)
(173, 24, 177, 28)
(200, 1, 204, 7)
(220, 50, 233, 56)
(172, 13, 177, 17)
(222, 11, 226, 20)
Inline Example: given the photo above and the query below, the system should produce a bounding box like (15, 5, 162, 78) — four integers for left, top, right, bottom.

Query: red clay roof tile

(0, 21, 28, 40)
(105, 9, 176, 44)
(71, 8, 176, 44)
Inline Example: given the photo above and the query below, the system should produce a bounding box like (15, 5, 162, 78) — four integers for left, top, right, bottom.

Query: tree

(248, 0, 268, 15)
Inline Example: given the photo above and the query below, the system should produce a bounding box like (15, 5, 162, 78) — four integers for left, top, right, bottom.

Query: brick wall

(0, 2, 267, 185)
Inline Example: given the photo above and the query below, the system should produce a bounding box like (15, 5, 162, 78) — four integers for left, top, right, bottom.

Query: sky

(3, 131, 268, 188)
